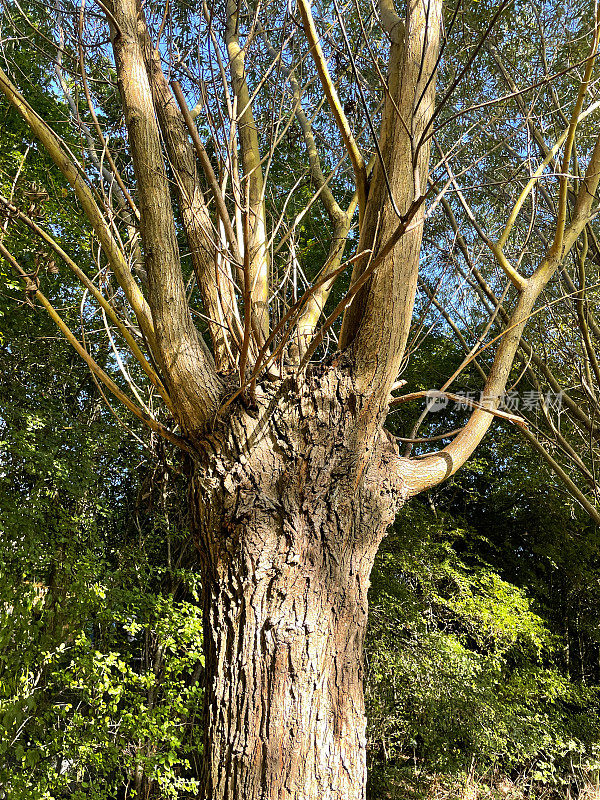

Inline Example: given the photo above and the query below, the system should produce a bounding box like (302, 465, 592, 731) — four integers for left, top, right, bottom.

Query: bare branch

(0, 64, 156, 347)
(225, 0, 270, 340)
(339, 0, 443, 423)
(0, 241, 188, 452)
(140, 22, 243, 368)
(0, 193, 173, 411)
(296, 0, 368, 224)
(109, 0, 222, 431)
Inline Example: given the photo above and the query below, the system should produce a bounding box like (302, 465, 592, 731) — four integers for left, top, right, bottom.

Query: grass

(368, 764, 600, 799)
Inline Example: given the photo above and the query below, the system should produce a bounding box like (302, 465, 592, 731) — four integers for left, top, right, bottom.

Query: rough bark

(190, 364, 407, 800)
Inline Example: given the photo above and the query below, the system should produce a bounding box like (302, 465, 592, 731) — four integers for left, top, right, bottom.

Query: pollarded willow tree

(1, 0, 600, 796)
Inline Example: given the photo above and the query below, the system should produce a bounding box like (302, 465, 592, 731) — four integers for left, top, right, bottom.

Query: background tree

(1, 0, 600, 798)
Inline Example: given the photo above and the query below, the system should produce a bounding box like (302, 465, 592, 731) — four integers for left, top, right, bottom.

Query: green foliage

(0, 396, 205, 800)
(0, 401, 204, 799)
(0, 174, 204, 798)
(366, 457, 600, 798)
(364, 328, 600, 797)
(0, 574, 204, 800)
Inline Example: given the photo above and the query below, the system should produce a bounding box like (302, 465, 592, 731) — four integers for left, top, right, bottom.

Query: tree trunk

(190, 366, 405, 800)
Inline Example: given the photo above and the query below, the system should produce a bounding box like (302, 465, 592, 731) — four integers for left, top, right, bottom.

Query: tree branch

(0, 193, 173, 411)
(0, 241, 189, 452)
(225, 0, 270, 341)
(296, 0, 368, 225)
(0, 64, 156, 349)
(109, 0, 222, 432)
(402, 122, 600, 495)
(139, 20, 242, 369)
(339, 0, 443, 421)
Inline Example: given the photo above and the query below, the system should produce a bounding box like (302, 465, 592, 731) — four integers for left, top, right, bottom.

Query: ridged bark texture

(191, 365, 407, 800)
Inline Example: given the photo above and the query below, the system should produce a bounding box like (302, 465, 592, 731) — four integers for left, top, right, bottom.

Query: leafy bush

(366, 498, 600, 796)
